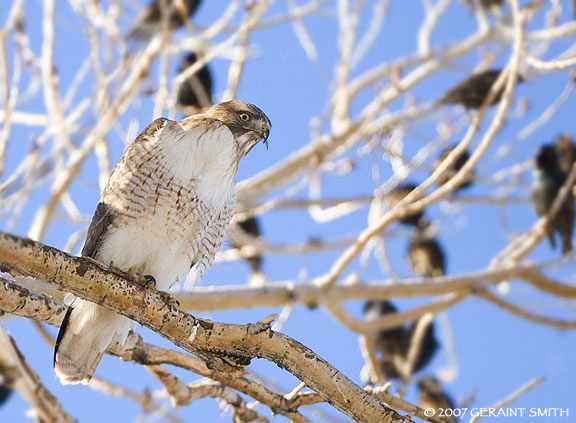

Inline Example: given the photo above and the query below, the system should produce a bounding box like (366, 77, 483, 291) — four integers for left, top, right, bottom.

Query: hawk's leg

(108, 262, 179, 309)
(109, 261, 156, 286)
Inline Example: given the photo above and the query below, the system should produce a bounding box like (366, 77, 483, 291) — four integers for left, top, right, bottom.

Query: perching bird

(0, 386, 12, 408)
(363, 300, 407, 381)
(408, 230, 446, 278)
(127, 0, 202, 40)
(477, 0, 503, 7)
(177, 52, 213, 115)
(363, 300, 438, 381)
(433, 146, 474, 192)
(531, 145, 574, 256)
(554, 134, 576, 175)
(54, 101, 271, 384)
(439, 69, 520, 110)
(228, 216, 263, 274)
(418, 376, 457, 423)
(0, 363, 15, 408)
(464, 0, 503, 12)
(386, 183, 427, 227)
(404, 314, 439, 376)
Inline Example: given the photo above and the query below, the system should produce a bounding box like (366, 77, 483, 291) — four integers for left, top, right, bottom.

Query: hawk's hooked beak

(261, 127, 270, 150)
(244, 117, 271, 149)
(258, 118, 271, 150)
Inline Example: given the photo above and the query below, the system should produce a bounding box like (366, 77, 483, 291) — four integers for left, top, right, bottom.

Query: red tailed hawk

(54, 100, 271, 384)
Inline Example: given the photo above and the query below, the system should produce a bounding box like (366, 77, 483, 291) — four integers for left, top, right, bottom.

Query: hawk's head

(205, 100, 271, 157)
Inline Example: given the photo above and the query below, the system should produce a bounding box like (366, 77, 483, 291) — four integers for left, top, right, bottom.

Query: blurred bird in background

(433, 146, 475, 193)
(418, 376, 457, 423)
(362, 300, 407, 381)
(554, 134, 576, 175)
(361, 300, 439, 383)
(0, 363, 15, 408)
(128, 0, 202, 40)
(531, 145, 574, 256)
(228, 216, 264, 284)
(464, 0, 503, 15)
(408, 226, 446, 278)
(439, 69, 521, 110)
(386, 183, 428, 228)
(477, 0, 503, 7)
(177, 52, 213, 115)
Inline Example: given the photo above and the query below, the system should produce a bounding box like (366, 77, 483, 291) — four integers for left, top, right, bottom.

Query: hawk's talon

(135, 273, 157, 287)
(109, 261, 122, 272)
(144, 275, 156, 286)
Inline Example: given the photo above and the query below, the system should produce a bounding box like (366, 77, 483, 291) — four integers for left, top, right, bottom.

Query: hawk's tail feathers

(54, 300, 130, 385)
(53, 305, 73, 367)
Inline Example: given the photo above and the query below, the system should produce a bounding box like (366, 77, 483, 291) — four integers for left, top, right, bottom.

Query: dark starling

(479, 0, 503, 7)
(363, 300, 439, 381)
(408, 231, 446, 278)
(177, 52, 213, 114)
(386, 183, 427, 227)
(433, 146, 474, 191)
(531, 145, 574, 255)
(363, 300, 406, 380)
(128, 0, 202, 40)
(363, 299, 399, 320)
(0, 363, 15, 408)
(464, 0, 503, 10)
(228, 216, 263, 274)
(407, 320, 439, 375)
(554, 134, 576, 175)
(418, 376, 457, 423)
(440, 69, 521, 110)
(0, 386, 12, 407)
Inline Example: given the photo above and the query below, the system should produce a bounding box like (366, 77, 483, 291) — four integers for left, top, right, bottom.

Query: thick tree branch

(0, 279, 322, 422)
(0, 274, 67, 326)
(0, 231, 411, 423)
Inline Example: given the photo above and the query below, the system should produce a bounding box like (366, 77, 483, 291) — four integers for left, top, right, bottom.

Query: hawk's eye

(239, 113, 250, 122)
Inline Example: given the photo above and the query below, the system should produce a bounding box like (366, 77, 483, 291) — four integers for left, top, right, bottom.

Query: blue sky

(1, 1, 576, 422)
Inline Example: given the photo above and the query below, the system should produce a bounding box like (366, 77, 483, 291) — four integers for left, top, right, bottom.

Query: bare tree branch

(0, 231, 412, 423)
(0, 326, 76, 423)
